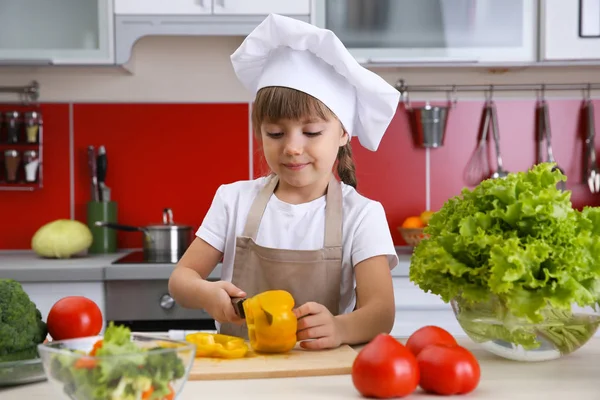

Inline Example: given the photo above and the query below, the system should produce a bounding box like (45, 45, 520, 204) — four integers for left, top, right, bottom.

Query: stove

(111, 250, 167, 264)
(105, 250, 216, 332)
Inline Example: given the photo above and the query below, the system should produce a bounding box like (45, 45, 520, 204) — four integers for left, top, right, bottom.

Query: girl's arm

(168, 237, 223, 309)
(334, 255, 396, 345)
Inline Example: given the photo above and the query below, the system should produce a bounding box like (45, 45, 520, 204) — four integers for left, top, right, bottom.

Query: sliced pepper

(185, 332, 249, 359)
(243, 290, 297, 353)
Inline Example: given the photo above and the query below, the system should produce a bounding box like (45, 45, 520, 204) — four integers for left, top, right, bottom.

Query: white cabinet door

(541, 0, 600, 61)
(213, 0, 310, 15)
(314, 0, 537, 64)
(115, 0, 212, 15)
(20, 282, 107, 336)
(0, 0, 114, 65)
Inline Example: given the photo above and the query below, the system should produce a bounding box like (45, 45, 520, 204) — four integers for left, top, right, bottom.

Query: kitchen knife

(87, 146, 99, 202)
(231, 297, 273, 324)
(96, 145, 110, 202)
(231, 298, 246, 319)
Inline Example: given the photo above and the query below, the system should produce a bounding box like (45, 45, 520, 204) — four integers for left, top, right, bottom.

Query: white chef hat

(230, 13, 400, 152)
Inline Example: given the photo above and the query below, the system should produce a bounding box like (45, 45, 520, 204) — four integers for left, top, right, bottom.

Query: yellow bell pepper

(243, 290, 298, 353)
(185, 332, 249, 359)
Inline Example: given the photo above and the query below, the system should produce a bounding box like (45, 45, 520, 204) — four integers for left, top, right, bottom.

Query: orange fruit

(420, 211, 435, 225)
(402, 216, 425, 229)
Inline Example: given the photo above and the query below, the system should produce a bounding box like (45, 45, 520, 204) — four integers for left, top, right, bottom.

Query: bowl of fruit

(398, 210, 434, 246)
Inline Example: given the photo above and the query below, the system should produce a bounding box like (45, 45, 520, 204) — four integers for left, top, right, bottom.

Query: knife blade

(87, 146, 99, 202)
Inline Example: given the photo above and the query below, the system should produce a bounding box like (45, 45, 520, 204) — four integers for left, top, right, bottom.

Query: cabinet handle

(367, 57, 479, 64)
(0, 59, 54, 66)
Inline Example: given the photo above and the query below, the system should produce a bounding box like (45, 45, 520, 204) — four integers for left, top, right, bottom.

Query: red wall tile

(0, 104, 70, 249)
(353, 105, 426, 245)
(72, 103, 249, 250)
(429, 99, 600, 212)
(4, 99, 600, 250)
(251, 104, 425, 245)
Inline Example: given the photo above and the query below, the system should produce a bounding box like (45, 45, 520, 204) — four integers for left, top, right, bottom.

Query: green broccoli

(0, 279, 48, 361)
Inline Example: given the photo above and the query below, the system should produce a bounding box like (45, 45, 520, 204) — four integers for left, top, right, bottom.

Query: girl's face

(260, 116, 348, 192)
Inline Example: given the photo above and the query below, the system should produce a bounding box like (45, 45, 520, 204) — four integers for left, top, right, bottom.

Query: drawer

(393, 277, 448, 309)
(391, 309, 466, 338)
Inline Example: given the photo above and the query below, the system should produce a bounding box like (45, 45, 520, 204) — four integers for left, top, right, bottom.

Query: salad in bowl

(409, 163, 600, 361)
(37, 322, 196, 400)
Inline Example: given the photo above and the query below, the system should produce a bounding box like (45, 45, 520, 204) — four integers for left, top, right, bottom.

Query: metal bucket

(408, 103, 449, 148)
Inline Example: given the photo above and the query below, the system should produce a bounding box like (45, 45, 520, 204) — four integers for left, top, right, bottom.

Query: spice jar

(23, 150, 39, 183)
(24, 111, 41, 144)
(3, 111, 22, 144)
(4, 150, 21, 182)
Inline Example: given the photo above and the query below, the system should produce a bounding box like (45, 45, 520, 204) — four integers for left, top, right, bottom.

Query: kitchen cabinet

(0, 0, 114, 65)
(213, 0, 310, 15)
(391, 277, 463, 336)
(312, 0, 537, 64)
(115, 0, 309, 16)
(540, 0, 600, 61)
(114, 0, 311, 64)
(20, 281, 107, 333)
(115, 0, 213, 15)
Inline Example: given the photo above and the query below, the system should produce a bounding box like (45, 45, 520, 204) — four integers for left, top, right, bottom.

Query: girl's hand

(205, 281, 246, 325)
(294, 302, 343, 350)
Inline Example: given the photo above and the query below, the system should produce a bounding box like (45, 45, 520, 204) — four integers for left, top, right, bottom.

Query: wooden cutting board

(188, 343, 358, 380)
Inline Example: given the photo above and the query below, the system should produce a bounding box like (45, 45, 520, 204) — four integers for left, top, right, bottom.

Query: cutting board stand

(188, 343, 358, 381)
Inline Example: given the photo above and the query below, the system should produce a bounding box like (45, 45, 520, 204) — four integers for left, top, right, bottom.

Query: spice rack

(0, 81, 43, 191)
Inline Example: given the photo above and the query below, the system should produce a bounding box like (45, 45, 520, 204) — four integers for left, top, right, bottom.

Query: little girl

(169, 14, 401, 349)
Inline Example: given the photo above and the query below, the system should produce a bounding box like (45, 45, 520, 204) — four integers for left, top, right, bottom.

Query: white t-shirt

(196, 176, 399, 316)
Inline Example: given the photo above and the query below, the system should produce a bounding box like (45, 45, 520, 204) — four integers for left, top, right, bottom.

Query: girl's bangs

(252, 86, 336, 129)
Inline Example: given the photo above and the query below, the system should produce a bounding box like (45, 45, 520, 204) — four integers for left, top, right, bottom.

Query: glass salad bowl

(451, 295, 600, 362)
(37, 334, 196, 400)
(0, 349, 47, 387)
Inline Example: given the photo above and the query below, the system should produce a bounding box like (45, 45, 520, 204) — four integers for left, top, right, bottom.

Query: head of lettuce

(410, 162, 600, 354)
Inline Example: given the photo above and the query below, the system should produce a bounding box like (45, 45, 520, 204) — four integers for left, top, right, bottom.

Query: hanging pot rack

(0, 80, 40, 103)
(395, 79, 600, 102)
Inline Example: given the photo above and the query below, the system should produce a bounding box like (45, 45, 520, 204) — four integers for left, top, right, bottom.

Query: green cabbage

(31, 219, 93, 259)
(410, 163, 600, 349)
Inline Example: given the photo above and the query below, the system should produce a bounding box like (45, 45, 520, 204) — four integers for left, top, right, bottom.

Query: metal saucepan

(96, 208, 193, 263)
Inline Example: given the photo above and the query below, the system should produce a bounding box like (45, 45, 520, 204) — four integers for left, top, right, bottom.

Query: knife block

(87, 200, 118, 254)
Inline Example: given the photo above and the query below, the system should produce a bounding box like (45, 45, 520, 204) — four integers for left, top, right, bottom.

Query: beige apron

(219, 174, 343, 339)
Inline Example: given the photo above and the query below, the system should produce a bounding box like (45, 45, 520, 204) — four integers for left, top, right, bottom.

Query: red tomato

(47, 296, 103, 340)
(406, 325, 458, 356)
(351, 333, 419, 399)
(417, 344, 481, 395)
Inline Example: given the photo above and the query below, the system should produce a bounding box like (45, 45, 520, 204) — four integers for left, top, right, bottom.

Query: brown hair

(251, 86, 357, 188)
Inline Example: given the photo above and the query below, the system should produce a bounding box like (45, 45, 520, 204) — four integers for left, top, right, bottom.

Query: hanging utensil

(464, 99, 491, 186)
(536, 98, 567, 191)
(583, 98, 600, 193)
(489, 100, 509, 179)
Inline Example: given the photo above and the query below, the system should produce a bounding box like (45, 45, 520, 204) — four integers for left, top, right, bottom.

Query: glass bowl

(451, 295, 600, 362)
(37, 334, 196, 400)
(0, 350, 46, 387)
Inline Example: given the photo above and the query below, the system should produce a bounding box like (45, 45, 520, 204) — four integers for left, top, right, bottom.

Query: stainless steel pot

(96, 208, 193, 263)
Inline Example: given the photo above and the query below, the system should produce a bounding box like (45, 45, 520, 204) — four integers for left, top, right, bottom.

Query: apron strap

(241, 174, 343, 248)
(242, 174, 280, 240)
(323, 174, 343, 248)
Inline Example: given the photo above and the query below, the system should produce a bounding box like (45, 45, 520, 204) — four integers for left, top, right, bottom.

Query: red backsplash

(2, 100, 600, 250)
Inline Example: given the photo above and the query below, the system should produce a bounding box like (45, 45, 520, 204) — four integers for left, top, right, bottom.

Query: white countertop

(2, 337, 598, 399)
(0, 248, 414, 281)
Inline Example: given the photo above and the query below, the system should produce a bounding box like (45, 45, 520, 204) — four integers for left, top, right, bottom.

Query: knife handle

(231, 298, 246, 319)
(97, 146, 107, 184)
